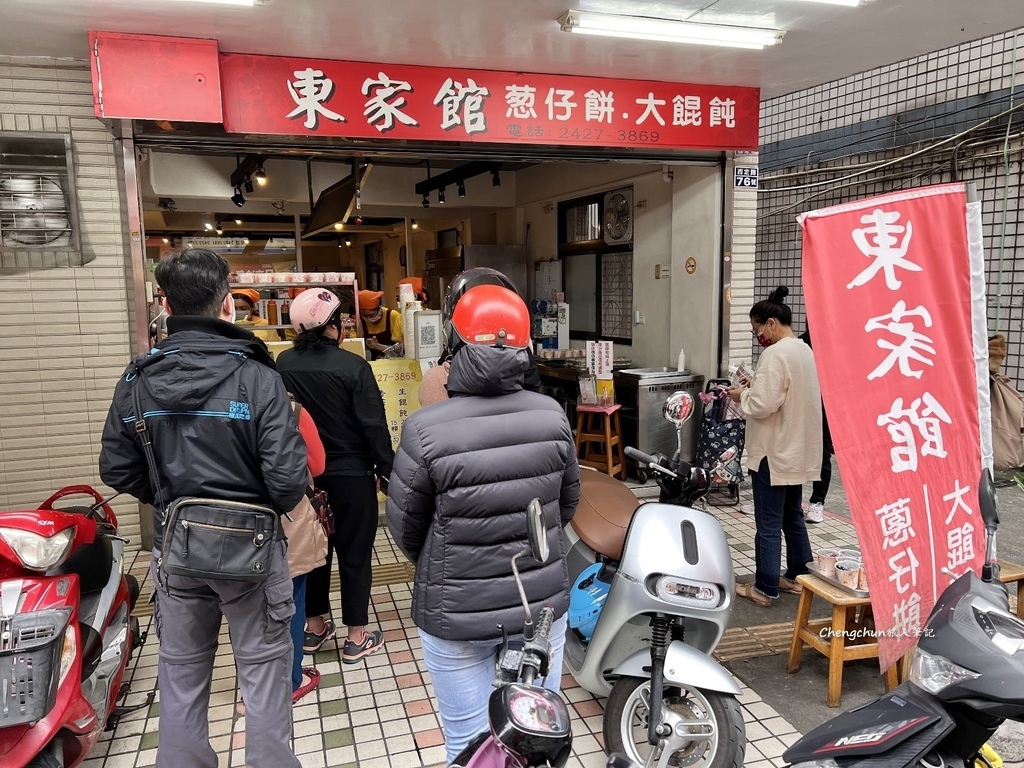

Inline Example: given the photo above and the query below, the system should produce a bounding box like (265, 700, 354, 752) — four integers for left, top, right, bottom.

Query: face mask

(235, 310, 251, 322)
(754, 322, 773, 348)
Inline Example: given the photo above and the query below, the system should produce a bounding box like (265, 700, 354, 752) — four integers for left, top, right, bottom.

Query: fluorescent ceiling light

(558, 10, 785, 50)
(165, 0, 256, 6)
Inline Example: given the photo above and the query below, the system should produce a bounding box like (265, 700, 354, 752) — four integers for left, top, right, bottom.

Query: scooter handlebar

(624, 446, 654, 465)
(534, 606, 555, 643)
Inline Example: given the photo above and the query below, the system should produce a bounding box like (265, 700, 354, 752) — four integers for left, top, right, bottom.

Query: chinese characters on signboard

(220, 55, 759, 151)
(371, 359, 423, 451)
(799, 184, 988, 671)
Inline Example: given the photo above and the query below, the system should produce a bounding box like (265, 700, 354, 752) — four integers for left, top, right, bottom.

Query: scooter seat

(571, 469, 639, 560)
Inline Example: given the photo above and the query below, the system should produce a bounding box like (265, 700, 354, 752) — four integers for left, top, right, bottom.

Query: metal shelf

(230, 280, 355, 288)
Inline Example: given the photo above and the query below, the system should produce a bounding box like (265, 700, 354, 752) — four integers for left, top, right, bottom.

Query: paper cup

(323, 272, 339, 282)
(272, 272, 291, 283)
(236, 271, 254, 283)
(858, 566, 869, 592)
(815, 548, 840, 579)
(839, 549, 862, 564)
(835, 559, 860, 588)
(253, 272, 272, 283)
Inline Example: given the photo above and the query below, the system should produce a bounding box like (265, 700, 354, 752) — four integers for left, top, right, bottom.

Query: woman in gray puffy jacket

(386, 280, 580, 763)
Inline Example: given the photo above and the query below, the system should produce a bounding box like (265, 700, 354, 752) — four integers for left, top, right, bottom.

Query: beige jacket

(740, 336, 823, 485)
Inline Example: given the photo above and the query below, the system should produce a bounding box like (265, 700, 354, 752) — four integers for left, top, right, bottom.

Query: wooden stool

(575, 404, 626, 480)
(998, 559, 1024, 618)
(787, 573, 899, 708)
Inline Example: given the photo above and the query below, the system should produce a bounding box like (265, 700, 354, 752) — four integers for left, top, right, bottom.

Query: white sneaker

(805, 502, 824, 524)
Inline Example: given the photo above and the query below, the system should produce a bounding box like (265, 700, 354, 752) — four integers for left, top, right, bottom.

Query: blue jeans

(290, 575, 307, 691)
(419, 613, 568, 764)
(749, 458, 813, 598)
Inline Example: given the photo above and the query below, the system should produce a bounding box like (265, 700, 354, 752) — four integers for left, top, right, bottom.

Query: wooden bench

(787, 573, 899, 708)
(998, 559, 1024, 618)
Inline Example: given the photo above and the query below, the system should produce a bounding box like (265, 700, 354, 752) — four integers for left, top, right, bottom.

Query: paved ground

(82, 464, 1024, 768)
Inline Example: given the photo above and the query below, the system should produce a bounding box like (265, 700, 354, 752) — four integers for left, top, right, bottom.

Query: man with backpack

(99, 249, 307, 768)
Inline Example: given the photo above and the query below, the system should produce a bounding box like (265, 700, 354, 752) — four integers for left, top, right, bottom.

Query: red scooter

(0, 486, 151, 767)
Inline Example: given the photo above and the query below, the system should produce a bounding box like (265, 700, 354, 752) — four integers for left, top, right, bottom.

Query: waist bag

(129, 351, 278, 583)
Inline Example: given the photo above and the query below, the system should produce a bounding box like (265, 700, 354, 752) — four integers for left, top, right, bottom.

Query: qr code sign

(420, 324, 437, 348)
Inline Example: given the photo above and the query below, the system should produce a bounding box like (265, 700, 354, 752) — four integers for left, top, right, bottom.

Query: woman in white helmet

(276, 289, 394, 664)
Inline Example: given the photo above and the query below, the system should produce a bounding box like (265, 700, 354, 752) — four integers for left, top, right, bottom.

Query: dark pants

(290, 574, 307, 690)
(151, 541, 298, 768)
(810, 413, 834, 505)
(749, 458, 813, 599)
(305, 474, 378, 627)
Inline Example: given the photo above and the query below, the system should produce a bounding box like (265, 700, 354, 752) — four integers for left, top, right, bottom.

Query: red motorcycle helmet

(449, 284, 531, 351)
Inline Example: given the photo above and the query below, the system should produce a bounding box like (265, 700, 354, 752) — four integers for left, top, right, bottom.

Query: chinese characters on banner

(370, 359, 423, 452)
(799, 185, 990, 671)
(220, 55, 759, 151)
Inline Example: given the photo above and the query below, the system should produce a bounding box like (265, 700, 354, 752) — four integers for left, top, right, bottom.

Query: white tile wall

(0, 56, 140, 545)
(728, 153, 758, 369)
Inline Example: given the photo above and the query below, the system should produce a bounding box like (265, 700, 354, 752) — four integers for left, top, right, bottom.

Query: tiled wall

(727, 152, 759, 371)
(0, 56, 139, 543)
(756, 29, 1024, 388)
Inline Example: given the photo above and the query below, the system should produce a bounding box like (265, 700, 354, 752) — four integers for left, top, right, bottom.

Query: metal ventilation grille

(601, 251, 633, 340)
(0, 170, 73, 248)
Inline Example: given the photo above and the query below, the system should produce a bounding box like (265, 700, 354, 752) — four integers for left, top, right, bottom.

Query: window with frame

(0, 133, 79, 251)
(558, 192, 633, 343)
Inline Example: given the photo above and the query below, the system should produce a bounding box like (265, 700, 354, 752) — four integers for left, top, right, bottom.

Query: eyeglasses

(751, 323, 765, 337)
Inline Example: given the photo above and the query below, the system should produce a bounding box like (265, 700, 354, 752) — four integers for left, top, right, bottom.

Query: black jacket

(99, 317, 308, 550)
(386, 344, 580, 641)
(276, 342, 394, 478)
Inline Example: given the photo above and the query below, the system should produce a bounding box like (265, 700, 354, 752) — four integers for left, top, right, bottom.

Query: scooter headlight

(0, 527, 75, 571)
(907, 647, 980, 694)
(653, 575, 721, 607)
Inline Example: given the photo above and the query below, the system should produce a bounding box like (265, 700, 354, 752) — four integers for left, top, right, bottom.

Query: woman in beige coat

(729, 286, 822, 606)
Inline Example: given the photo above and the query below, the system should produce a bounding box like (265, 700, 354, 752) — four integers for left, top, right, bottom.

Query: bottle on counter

(267, 299, 278, 326)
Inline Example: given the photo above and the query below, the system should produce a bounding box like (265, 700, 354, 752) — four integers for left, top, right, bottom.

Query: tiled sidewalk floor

(82, 483, 855, 768)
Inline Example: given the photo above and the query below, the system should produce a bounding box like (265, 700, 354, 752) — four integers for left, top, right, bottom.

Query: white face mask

(235, 310, 251, 322)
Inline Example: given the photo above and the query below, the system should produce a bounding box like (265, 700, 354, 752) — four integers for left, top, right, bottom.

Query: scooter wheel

(27, 741, 64, 768)
(636, 469, 649, 485)
(604, 677, 745, 768)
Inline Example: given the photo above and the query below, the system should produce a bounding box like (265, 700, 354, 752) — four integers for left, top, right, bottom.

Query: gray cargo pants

(150, 539, 300, 768)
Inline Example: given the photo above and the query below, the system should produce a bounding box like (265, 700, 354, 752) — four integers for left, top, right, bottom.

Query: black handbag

(130, 353, 278, 583)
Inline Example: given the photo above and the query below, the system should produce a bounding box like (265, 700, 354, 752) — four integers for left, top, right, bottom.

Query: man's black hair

(154, 249, 230, 318)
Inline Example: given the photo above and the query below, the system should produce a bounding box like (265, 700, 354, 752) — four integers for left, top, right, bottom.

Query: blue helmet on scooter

(569, 563, 612, 642)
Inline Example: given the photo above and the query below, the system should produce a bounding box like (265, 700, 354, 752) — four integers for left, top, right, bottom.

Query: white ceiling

(0, 0, 1021, 99)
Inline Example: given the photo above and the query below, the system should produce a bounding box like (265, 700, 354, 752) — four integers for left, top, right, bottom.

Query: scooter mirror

(526, 498, 549, 564)
(979, 468, 1000, 528)
(662, 390, 694, 427)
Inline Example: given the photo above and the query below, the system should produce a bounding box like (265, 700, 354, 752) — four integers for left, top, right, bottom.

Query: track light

(438, 188, 446, 204)
(457, 181, 466, 198)
(411, 218, 419, 230)
(254, 166, 267, 186)
(235, 218, 243, 225)
(344, 238, 352, 247)
(204, 221, 214, 231)
(422, 193, 430, 208)
(216, 228, 223, 235)
(232, 187, 246, 207)
(335, 222, 344, 230)
(491, 170, 501, 187)
(162, 238, 170, 244)
(243, 178, 254, 194)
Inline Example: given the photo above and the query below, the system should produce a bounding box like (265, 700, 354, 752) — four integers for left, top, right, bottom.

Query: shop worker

(232, 287, 281, 343)
(99, 249, 307, 768)
(278, 288, 393, 663)
(358, 289, 404, 360)
(397, 275, 430, 305)
(386, 278, 580, 763)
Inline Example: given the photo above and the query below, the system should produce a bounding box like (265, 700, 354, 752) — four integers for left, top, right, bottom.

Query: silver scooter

(564, 392, 746, 768)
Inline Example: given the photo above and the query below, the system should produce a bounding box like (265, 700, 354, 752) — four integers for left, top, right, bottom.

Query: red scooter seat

(571, 470, 639, 561)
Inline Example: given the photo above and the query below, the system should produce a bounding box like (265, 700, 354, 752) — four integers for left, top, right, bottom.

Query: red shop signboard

(219, 54, 758, 151)
(800, 184, 991, 671)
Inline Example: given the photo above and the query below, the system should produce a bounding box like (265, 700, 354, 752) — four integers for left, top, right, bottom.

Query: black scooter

(784, 468, 1024, 768)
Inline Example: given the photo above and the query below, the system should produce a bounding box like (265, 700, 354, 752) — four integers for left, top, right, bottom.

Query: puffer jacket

(386, 344, 580, 641)
(99, 316, 308, 550)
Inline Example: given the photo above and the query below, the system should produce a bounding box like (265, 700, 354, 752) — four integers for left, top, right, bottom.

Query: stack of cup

(834, 549, 864, 590)
(814, 548, 840, 579)
(398, 284, 416, 358)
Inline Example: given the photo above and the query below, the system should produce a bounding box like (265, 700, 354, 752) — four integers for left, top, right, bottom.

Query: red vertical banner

(799, 184, 989, 671)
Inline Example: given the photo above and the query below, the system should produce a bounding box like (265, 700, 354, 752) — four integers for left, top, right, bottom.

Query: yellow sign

(371, 358, 423, 451)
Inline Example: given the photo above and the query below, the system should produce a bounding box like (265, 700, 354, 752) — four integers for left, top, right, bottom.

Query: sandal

(736, 582, 772, 607)
(292, 668, 320, 705)
(780, 577, 803, 595)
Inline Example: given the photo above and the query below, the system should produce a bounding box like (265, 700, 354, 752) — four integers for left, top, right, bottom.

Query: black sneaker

(303, 619, 336, 654)
(342, 629, 384, 664)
